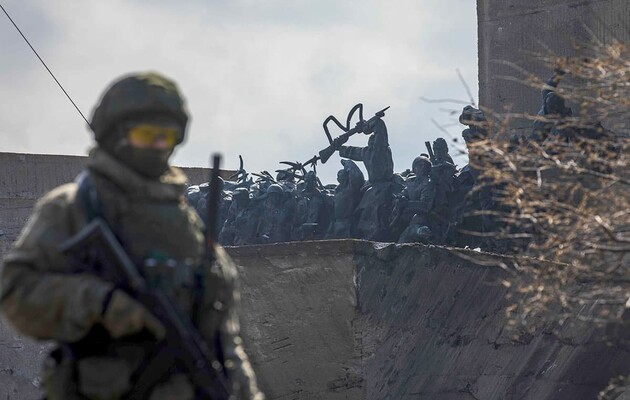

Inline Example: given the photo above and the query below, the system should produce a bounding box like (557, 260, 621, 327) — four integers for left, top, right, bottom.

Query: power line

(0, 2, 92, 128)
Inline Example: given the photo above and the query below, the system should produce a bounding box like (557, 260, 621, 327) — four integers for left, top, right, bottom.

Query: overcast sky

(0, 0, 478, 183)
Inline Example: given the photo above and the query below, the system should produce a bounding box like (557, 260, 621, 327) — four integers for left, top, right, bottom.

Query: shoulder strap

(76, 170, 103, 223)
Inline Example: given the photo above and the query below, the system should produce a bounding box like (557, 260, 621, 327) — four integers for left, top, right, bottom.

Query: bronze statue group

(186, 104, 498, 250)
(187, 69, 610, 253)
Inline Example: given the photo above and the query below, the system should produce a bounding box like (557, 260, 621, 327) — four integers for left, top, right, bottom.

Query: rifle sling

(76, 170, 104, 222)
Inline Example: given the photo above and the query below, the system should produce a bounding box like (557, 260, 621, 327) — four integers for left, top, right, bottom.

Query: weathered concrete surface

(233, 241, 361, 400)
(232, 242, 630, 400)
(352, 245, 630, 400)
(477, 0, 630, 127)
(0, 319, 45, 400)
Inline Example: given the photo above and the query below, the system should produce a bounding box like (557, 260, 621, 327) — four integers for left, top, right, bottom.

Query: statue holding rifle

(315, 104, 394, 241)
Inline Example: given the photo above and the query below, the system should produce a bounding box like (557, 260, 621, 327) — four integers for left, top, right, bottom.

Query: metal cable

(0, 2, 92, 128)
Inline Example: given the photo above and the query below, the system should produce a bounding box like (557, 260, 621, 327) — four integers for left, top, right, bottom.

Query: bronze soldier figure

(530, 69, 574, 143)
(391, 155, 436, 242)
(426, 138, 457, 244)
(258, 184, 293, 244)
(337, 118, 395, 241)
(326, 160, 365, 239)
(294, 171, 331, 240)
(223, 188, 261, 246)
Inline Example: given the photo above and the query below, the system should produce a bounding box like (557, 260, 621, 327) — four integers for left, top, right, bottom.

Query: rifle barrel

(206, 154, 222, 251)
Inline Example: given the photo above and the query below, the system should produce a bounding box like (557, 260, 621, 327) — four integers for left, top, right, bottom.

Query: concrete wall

(477, 0, 630, 129)
(234, 242, 629, 400)
(234, 241, 362, 400)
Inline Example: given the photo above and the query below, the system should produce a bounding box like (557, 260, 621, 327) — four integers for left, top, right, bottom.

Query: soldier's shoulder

(35, 183, 80, 211)
(213, 245, 239, 280)
(6, 183, 81, 261)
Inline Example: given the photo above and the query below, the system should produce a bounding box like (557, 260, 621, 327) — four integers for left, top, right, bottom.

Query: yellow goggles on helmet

(126, 124, 182, 148)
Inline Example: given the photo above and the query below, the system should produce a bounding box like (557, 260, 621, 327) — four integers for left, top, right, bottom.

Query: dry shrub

(466, 42, 630, 340)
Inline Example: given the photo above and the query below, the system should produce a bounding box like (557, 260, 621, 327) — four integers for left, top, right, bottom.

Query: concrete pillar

(477, 0, 630, 129)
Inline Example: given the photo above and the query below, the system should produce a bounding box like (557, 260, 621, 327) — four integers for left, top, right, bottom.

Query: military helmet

(412, 155, 431, 172)
(304, 171, 317, 182)
(459, 105, 486, 125)
(433, 137, 448, 152)
(266, 184, 283, 194)
(90, 72, 189, 144)
(233, 187, 249, 198)
(544, 92, 570, 116)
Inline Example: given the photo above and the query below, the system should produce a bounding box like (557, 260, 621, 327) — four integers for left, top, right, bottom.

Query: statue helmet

(233, 187, 249, 199)
(304, 171, 317, 183)
(266, 184, 283, 195)
(412, 155, 431, 172)
(89, 72, 189, 145)
(544, 92, 571, 116)
(433, 137, 449, 153)
(459, 105, 486, 125)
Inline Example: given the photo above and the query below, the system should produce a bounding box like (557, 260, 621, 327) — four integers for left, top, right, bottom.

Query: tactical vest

(77, 170, 206, 318)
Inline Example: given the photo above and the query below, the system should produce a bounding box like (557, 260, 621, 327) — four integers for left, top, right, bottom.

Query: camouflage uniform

(0, 73, 263, 400)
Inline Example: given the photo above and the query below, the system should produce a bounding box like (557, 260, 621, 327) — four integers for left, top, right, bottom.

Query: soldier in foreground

(0, 72, 264, 400)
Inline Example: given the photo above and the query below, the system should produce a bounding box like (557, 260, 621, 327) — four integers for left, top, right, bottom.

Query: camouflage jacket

(0, 148, 263, 400)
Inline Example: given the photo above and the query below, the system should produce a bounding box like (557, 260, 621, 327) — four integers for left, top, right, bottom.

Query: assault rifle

(319, 104, 390, 164)
(60, 155, 230, 400)
(205, 154, 223, 261)
(302, 104, 390, 166)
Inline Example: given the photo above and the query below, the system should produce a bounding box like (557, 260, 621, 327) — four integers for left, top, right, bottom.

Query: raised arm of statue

(338, 145, 366, 162)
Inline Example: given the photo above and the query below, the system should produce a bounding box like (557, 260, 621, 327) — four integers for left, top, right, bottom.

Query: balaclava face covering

(101, 122, 176, 180)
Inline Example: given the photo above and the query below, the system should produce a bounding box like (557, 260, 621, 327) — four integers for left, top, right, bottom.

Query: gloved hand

(101, 290, 166, 340)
